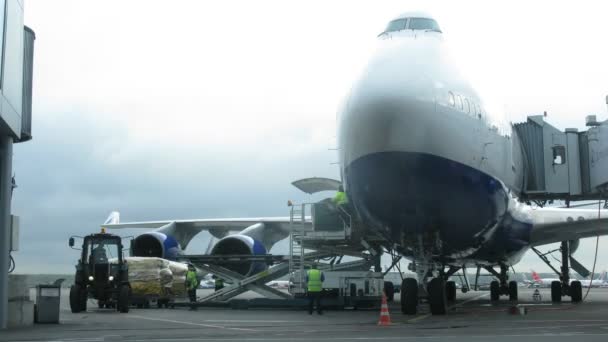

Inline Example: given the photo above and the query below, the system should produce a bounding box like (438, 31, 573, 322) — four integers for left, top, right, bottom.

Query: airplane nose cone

(339, 39, 445, 169)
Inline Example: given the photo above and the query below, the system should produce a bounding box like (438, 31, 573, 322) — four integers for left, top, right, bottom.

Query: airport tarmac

(4, 288, 608, 341)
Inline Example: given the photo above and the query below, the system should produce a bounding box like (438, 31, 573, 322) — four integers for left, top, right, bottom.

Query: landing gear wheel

(508, 281, 518, 301)
(70, 285, 83, 313)
(490, 281, 500, 301)
(401, 278, 418, 315)
(570, 281, 582, 303)
(427, 278, 447, 315)
(384, 281, 395, 302)
(118, 285, 130, 313)
(551, 281, 562, 303)
(446, 281, 457, 302)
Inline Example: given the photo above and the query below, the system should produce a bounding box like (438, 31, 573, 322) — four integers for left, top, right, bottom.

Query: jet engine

(130, 231, 182, 260)
(210, 234, 267, 275)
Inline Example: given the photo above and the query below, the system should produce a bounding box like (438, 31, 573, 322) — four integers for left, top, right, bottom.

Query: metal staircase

(289, 203, 307, 295)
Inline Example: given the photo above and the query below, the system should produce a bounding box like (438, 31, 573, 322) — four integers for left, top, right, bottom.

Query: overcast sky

(12, 0, 608, 274)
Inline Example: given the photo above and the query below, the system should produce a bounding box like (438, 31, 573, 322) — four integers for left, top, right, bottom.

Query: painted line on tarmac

(407, 293, 489, 323)
(118, 332, 608, 341)
(202, 320, 291, 323)
(127, 315, 258, 332)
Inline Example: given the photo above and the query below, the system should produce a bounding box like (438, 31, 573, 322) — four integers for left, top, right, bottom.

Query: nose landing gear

(400, 263, 464, 315)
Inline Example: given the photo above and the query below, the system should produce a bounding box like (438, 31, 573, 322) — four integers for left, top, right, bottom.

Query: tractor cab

(81, 233, 123, 283)
(69, 230, 131, 313)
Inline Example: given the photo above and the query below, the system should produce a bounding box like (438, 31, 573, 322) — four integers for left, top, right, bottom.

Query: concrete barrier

(8, 274, 35, 327)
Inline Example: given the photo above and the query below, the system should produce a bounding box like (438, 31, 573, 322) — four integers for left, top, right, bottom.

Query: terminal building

(0, 0, 35, 329)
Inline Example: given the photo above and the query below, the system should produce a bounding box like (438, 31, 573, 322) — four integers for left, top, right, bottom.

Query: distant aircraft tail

(600, 270, 608, 283)
(531, 270, 541, 282)
(103, 211, 120, 225)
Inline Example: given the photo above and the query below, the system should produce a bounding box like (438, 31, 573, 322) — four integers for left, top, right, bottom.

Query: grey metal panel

(513, 118, 545, 191)
(566, 132, 582, 195)
(587, 123, 608, 190)
(579, 133, 591, 193)
(18, 26, 34, 142)
(2, 0, 24, 118)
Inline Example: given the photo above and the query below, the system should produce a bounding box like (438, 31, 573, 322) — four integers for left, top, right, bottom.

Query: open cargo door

(291, 177, 341, 194)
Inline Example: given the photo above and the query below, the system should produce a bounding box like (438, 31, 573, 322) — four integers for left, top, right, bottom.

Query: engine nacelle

(130, 232, 182, 260)
(210, 234, 267, 276)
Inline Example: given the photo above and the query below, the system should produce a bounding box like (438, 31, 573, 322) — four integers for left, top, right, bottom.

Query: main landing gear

(532, 241, 583, 303)
(400, 263, 521, 316)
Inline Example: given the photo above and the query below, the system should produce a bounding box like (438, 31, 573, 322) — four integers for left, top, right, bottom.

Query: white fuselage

(337, 27, 528, 265)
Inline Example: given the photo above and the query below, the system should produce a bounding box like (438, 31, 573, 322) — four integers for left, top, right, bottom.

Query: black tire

(70, 285, 81, 313)
(98, 301, 104, 309)
(570, 281, 582, 303)
(551, 281, 562, 303)
(508, 281, 518, 301)
(428, 278, 447, 315)
(490, 281, 500, 301)
(401, 278, 418, 315)
(118, 285, 130, 313)
(446, 281, 457, 302)
(384, 281, 395, 302)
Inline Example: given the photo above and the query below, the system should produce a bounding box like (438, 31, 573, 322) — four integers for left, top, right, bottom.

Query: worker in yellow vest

(332, 185, 351, 224)
(333, 185, 348, 206)
(306, 263, 325, 315)
(186, 264, 199, 310)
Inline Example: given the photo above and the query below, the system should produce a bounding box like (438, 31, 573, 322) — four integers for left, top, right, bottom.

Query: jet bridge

(515, 114, 608, 202)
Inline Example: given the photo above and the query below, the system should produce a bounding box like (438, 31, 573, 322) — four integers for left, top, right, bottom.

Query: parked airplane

(103, 11, 608, 315)
(579, 271, 608, 288)
(530, 270, 561, 288)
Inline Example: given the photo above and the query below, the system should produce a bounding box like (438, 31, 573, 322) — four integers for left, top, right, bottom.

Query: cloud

(14, 0, 608, 273)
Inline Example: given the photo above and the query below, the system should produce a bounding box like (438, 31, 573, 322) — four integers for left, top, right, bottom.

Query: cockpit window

(408, 18, 441, 32)
(384, 19, 407, 33)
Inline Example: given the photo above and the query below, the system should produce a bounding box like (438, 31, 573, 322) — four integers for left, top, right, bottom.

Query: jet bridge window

(552, 145, 566, 165)
(408, 18, 442, 32)
(384, 19, 407, 33)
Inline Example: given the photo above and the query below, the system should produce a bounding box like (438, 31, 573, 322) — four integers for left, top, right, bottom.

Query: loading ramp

(175, 201, 377, 307)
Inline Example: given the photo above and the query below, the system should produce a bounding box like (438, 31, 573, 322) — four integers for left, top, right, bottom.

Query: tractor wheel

(118, 285, 130, 313)
(70, 285, 82, 313)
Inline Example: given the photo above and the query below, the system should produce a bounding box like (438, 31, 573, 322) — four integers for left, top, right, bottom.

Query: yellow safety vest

(186, 271, 198, 290)
(307, 269, 323, 292)
(333, 191, 348, 205)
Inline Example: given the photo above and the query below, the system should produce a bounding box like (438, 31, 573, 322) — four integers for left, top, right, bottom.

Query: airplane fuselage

(338, 23, 532, 267)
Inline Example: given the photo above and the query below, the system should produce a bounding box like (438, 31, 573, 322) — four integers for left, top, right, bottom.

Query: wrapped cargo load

(113, 257, 188, 302)
(130, 257, 187, 297)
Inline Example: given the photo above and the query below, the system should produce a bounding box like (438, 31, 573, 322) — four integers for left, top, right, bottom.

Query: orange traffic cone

(378, 291, 392, 326)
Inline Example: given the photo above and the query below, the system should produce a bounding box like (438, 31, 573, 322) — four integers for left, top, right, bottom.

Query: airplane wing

(529, 207, 608, 246)
(102, 217, 297, 231)
(101, 214, 310, 248)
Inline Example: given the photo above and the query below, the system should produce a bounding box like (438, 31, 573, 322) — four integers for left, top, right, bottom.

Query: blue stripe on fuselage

(346, 151, 531, 263)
